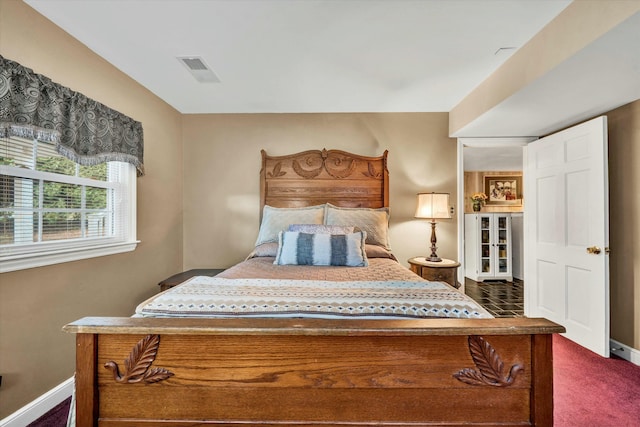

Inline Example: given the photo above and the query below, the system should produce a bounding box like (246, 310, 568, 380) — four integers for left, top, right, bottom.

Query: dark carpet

(26, 397, 70, 427)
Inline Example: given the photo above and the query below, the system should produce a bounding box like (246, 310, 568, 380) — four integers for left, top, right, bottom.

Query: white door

(524, 116, 609, 357)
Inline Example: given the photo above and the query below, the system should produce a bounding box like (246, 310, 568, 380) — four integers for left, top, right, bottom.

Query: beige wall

(606, 100, 640, 350)
(0, 0, 184, 417)
(182, 113, 458, 271)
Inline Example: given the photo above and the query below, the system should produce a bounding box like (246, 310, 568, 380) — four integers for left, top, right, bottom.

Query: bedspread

(218, 256, 423, 281)
(135, 276, 492, 319)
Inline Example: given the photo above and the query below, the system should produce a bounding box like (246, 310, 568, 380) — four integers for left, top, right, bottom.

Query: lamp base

(427, 220, 442, 262)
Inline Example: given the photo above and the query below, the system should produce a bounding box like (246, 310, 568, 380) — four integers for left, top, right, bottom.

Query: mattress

(136, 257, 492, 319)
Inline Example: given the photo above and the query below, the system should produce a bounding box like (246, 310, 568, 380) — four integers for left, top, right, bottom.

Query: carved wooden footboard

(65, 316, 564, 427)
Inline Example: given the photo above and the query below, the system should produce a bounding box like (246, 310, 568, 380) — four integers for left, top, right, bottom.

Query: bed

(64, 149, 564, 426)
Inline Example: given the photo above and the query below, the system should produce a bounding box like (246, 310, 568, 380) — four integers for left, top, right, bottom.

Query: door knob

(586, 246, 601, 255)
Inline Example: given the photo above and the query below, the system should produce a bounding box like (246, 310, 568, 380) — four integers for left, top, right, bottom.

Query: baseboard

(0, 377, 73, 427)
(610, 339, 640, 366)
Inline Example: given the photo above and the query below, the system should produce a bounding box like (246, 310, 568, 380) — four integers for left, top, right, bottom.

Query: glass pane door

(496, 215, 509, 273)
(480, 216, 491, 273)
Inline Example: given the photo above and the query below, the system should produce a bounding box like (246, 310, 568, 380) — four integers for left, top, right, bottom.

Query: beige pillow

(255, 205, 325, 246)
(365, 244, 396, 260)
(324, 203, 390, 250)
(247, 242, 279, 258)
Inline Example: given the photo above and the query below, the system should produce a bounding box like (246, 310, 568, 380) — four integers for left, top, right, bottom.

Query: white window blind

(0, 136, 137, 272)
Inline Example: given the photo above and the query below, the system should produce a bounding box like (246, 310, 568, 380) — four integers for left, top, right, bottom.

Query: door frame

(456, 137, 535, 291)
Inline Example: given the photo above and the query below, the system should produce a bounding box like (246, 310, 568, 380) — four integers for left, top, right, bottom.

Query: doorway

(456, 138, 533, 295)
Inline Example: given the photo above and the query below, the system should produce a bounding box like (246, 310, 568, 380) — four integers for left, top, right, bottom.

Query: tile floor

(464, 278, 524, 317)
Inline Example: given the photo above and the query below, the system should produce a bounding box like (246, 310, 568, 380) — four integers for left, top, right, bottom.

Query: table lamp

(415, 192, 451, 262)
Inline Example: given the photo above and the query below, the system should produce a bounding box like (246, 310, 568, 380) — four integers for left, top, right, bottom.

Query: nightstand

(158, 268, 226, 292)
(408, 257, 461, 288)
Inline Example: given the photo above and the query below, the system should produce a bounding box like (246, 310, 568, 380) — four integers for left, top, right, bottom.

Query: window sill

(0, 240, 140, 273)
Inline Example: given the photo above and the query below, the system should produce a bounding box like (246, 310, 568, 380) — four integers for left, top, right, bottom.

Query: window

(0, 136, 137, 272)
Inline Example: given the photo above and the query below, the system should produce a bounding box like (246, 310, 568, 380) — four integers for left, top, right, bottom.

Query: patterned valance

(0, 56, 144, 176)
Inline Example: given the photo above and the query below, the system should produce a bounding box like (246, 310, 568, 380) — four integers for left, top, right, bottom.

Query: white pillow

(255, 205, 325, 246)
(324, 203, 390, 250)
(274, 231, 368, 267)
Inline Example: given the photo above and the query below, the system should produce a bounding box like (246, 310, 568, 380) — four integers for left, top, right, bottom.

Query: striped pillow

(274, 231, 368, 267)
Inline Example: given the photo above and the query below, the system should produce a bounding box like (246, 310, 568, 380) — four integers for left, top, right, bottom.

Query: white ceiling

(24, 0, 571, 114)
(23, 0, 640, 138)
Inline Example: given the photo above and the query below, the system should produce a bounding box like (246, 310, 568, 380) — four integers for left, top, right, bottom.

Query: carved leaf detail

(143, 367, 175, 383)
(469, 334, 504, 383)
(125, 334, 160, 379)
(104, 334, 174, 384)
(267, 162, 286, 178)
(325, 159, 356, 179)
(292, 159, 323, 179)
(453, 336, 523, 387)
(362, 162, 381, 178)
(454, 368, 491, 386)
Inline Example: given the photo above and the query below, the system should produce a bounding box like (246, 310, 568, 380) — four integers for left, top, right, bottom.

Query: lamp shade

(415, 192, 451, 219)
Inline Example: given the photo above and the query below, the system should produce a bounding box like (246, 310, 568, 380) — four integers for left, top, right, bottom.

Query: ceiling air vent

(177, 56, 220, 83)
(494, 47, 517, 56)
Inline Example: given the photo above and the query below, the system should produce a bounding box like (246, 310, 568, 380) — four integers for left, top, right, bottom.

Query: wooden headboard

(260, 149, 389, 215)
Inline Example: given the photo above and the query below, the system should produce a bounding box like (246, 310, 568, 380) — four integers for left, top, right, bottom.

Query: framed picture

(484, 175, 523, 206)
